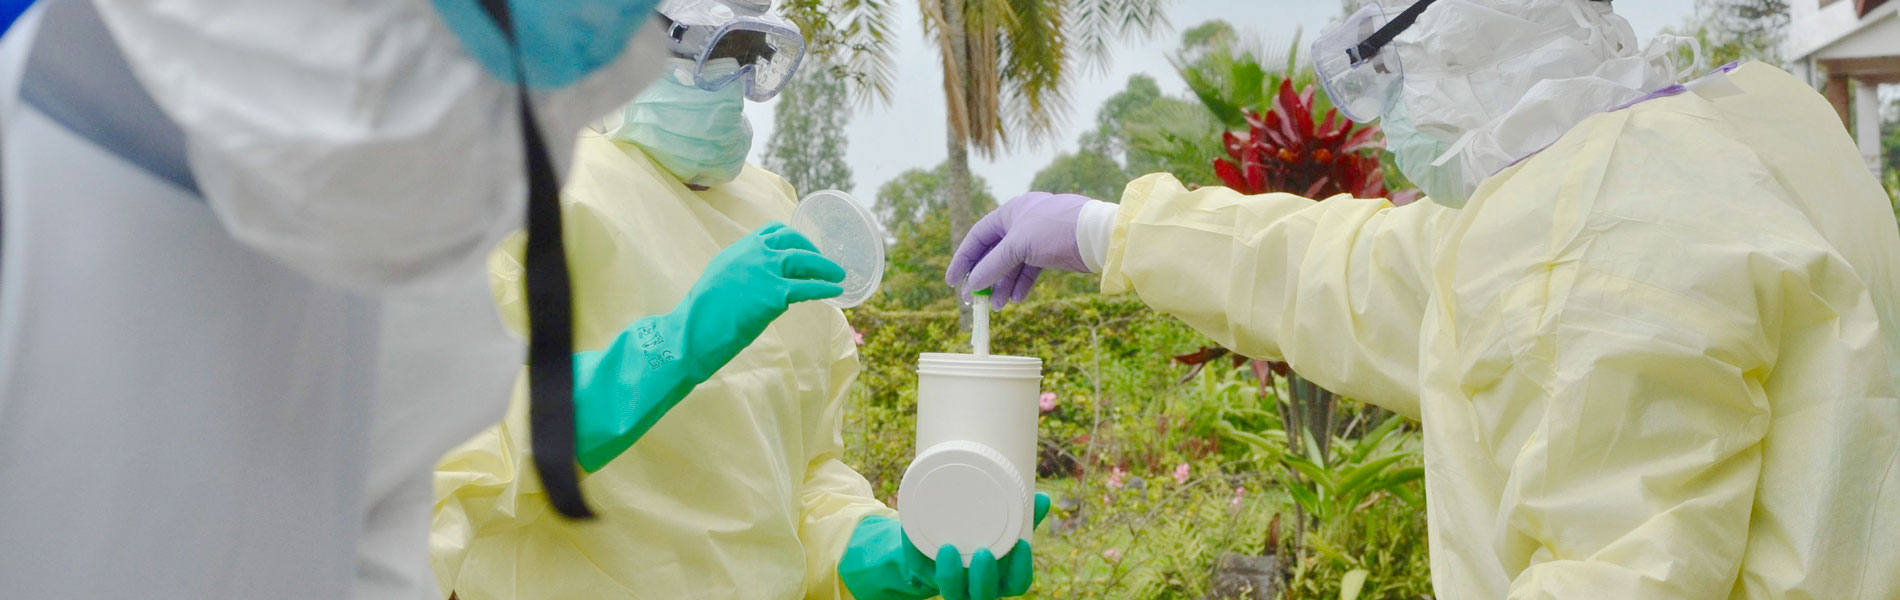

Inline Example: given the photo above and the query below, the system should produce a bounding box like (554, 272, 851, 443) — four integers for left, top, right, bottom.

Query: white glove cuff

(1075, 200, 1119, 274)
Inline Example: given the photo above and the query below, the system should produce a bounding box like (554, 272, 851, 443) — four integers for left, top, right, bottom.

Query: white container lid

(790, 190, 885, 309)
(916, 353, 1043, 379)
(897, 440, 1029, 565)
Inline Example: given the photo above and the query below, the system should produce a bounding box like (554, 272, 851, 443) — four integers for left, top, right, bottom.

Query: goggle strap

(1351, 0, 1439, 64)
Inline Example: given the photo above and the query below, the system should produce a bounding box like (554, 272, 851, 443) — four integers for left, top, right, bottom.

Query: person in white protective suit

(0, 0, 671, 598)
(946, 0, 1900, 597)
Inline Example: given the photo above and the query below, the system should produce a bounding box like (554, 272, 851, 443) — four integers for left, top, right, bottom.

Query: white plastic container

(897, 353, 1043, 566)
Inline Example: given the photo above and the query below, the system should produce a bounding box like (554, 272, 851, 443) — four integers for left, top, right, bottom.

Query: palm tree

(785, 0, 1171, 254)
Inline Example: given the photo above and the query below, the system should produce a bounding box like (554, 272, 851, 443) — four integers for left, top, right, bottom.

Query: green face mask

(1383, 101, 1471, 209)
(614, 59, 754, 187)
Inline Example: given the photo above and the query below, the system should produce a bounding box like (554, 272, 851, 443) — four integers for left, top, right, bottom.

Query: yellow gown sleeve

(799, 320, 898, 600)
(1100, 174, 1454, 419)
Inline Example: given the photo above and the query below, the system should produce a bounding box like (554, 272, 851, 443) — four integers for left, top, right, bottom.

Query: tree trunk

(943, 0, 975, 326)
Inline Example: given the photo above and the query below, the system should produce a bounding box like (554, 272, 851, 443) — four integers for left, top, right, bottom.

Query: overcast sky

(750, 0, 1700, 206)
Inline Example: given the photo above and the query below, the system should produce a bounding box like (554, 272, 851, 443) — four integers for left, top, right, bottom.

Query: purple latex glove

(945, 192, 1092, 308)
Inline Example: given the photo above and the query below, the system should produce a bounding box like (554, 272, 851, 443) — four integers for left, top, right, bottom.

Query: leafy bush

(841, 297, 1432, 599)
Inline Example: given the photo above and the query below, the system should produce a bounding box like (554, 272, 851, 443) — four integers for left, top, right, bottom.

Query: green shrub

(841, 296, 1431, 599)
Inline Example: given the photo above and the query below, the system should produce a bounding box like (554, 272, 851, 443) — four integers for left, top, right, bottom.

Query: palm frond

(991, 0, 1067, 154)
(964, 0, 1015, 155)
(836, 0, 901, 106)
(919, 0, 972, 145)
(1066, 0, 1172, 76)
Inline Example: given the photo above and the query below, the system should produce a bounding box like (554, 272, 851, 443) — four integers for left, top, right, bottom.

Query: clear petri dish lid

(790, 190, 885, 308)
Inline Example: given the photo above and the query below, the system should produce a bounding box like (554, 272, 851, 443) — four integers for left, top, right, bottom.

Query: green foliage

(1172, 21, 1323, 130)
(873, 161, 997, 227)
(1030, 149, 1129, 202)
(1885, 95, 1898, 182)
(1124, 98, 1228, 186)
(1272, 410, 1430, 600)
(1283, 485, 1431, 600)
(775, 0, 900, 106)
(871, 163, 997, 311)
(843, 297, 1279, 598)
(872, 161, 1099, 310)
(841, 297, 1432, 599)
(764, 52, 856, 195)
(843, 296, 1218, 502)
(1277, 417, 1422, 526)
(1083, 75, 1171, 174)
(1667, 0, 1789, 68)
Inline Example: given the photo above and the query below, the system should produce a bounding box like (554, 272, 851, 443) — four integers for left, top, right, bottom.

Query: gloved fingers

(777, 249, 847, 283)
(758, 222, 823, 254)
(1008, 266, 1042, 305)
(751, 221, 790, 240)
(1033, 492, 1052, 528)
(1000, 540, 1035, 596)
(946, 210, 1010, 289)
(936, 545, 970, 600)
(986, 262, 1022, 310)
(968, 549, 1002, 600)
(963, 235, 1028, 301)
(784, 280, 846, 304)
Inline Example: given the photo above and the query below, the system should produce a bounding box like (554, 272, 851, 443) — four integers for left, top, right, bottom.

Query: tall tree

(912, 0, 1170, 256)
(873, 162, 998, 310)
(1029, 150, 1127, 201)
(764, 51, 856, 194)
(1671, 0, 1790, 66)
(1034, 74, 1184, 199)
(1079, 74, 1163, 166)
(788, 0, 1171, 269)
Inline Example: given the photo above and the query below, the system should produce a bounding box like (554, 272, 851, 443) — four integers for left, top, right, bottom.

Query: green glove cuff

(839, 515, 937, 600)
(572, 310, 701, 473)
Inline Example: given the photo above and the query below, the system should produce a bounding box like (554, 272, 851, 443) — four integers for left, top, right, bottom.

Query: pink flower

(853, 330, 865, 346)
(1229, 485, 1247, 510)
(1102, 548, 1122, 562)
(1106, 466, 1126, 490)
(1173, 463, 1190, 485)
(1038, 392, 1058, 413)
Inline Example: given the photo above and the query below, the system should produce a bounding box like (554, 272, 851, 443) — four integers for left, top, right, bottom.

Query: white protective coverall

(432, 132, 892, 600)
(0, 1, 664, 598)
(1103, 62, 1900, 598)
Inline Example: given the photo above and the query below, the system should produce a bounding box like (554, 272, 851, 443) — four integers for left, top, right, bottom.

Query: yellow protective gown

(431, 132, 893, 600)
(1102, 62, 1900, 599)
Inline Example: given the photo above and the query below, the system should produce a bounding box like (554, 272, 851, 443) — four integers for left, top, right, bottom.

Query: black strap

(1348, 0, 1612, 65)
(474, 0, 593, 520)
(1349, 0, 1437, 65)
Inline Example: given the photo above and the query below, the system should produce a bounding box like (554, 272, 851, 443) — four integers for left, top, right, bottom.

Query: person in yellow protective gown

(947, 1, 1900, 598)
(431, 128, 878, 597)
(433, 4, 1049, 597)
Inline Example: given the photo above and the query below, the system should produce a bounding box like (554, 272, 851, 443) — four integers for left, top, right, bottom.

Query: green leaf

(1383, 467, 1426, 491)
(1284, 455, 1333, 490)
(1339, 569, 1369, 600)
(1286, 482, 1324, 517)
(1336, 454, 1411, 501)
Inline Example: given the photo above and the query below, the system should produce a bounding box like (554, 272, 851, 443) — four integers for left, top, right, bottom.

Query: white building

(1787, 0, 1898, 179)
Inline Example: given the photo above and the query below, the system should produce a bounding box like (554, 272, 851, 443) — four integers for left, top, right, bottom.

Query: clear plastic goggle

(1312, 0, 1439, 122)
(661, 0, 806, 102)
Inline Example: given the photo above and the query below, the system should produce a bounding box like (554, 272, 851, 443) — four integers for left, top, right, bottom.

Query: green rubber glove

(839, 493, 1052, 600)
(572, 222, 845, 472)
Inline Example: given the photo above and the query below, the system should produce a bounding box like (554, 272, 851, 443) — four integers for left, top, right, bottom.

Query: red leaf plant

(1213, 79, 1401, 202)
